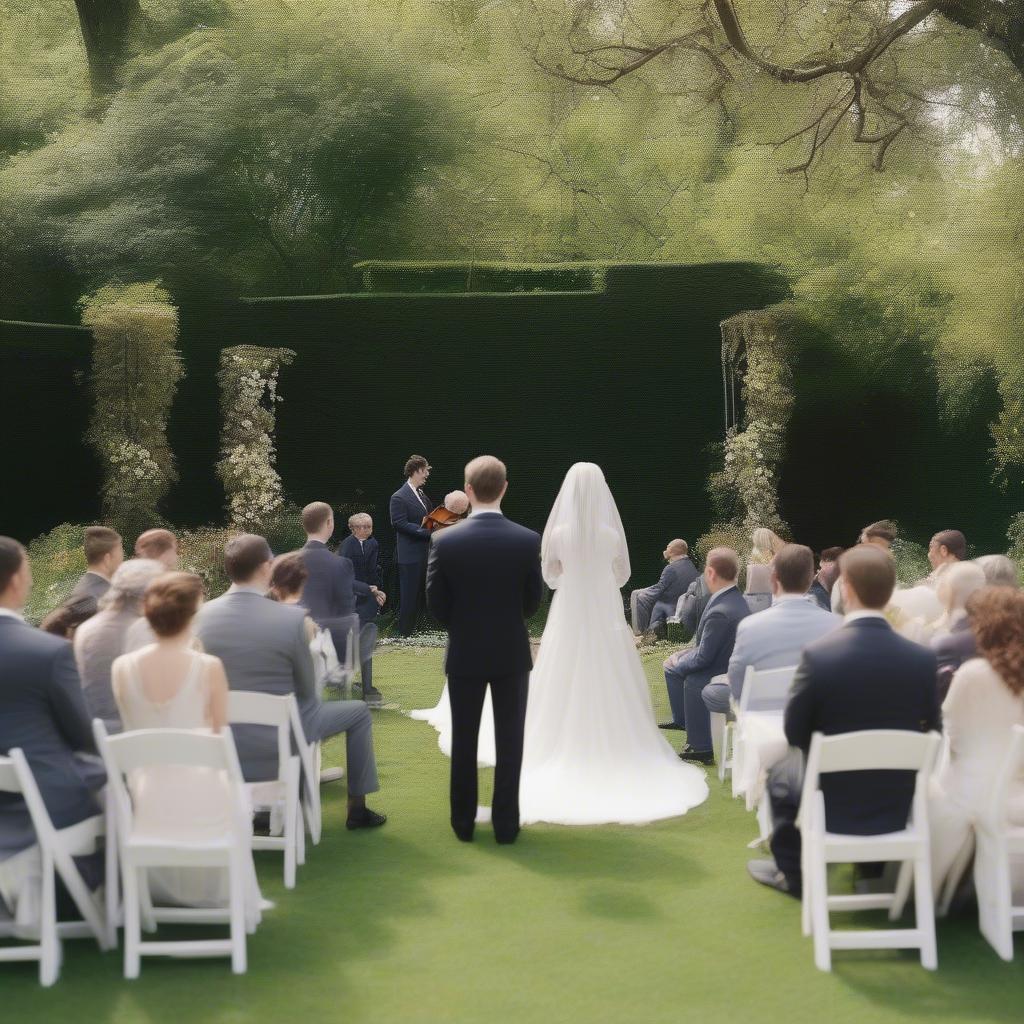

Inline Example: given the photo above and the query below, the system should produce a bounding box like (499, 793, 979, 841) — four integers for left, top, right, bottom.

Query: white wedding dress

(518, 462, 709, 825)
(410, 681, 497, 767)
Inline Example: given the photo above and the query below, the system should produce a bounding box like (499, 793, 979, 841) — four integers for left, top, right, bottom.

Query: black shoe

(363, 688, 384, 708)
(747, 859, 800, 899)
(679, 745, 714, 765)
(658, 721, 684, 731)
(346, 806, 387, 830)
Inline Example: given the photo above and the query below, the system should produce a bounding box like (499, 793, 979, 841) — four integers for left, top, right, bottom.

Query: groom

(425, 455, 543, 843)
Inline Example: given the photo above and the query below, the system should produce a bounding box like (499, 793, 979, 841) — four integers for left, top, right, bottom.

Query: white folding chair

(798, 729, 942, 972)
(0, 751, 111, 986)
(973, 723, 1024, 960)
(93, 722, 251, 977)
(285, 698, 322, 846)
(227, 692, 304, 887)
(707, 675, 734, 783)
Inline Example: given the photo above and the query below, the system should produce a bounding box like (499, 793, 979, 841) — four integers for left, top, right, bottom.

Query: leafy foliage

(24, 523, 88, 625)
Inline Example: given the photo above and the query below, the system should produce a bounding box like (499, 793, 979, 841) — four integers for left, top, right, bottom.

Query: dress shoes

(747, 859, 800, 899)
(346, 806, 388, 830)
(678, 744, 714, 765)
(362, 687, 384, 708)
(658, 721, 684, 731)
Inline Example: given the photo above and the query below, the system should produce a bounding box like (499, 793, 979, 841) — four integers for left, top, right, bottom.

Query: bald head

(665, 539, 689, 560)
(464, 455, 507, 506)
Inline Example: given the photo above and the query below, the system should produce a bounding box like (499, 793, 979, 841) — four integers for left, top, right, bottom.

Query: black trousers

(768, 749, 804, 889)
(448, 672, 529, 842)
(397, 559, 426, 635)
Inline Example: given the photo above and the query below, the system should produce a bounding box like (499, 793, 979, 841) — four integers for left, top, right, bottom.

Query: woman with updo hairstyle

(745, 528, 784, 612)
(928, 587, 1024, 898)
(110, 571, 266, 927)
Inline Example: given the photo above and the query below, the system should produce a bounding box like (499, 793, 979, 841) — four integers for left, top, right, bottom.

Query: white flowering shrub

(217, 345, 296, 531)
(80, 282, 182, 538)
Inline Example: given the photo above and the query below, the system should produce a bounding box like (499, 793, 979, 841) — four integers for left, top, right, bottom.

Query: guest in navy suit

(339, 513, 385, 626)
(299, 502, 382, 705)
(389, 454, 434, 636)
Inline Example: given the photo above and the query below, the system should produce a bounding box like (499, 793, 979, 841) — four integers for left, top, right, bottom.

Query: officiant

(389, 454, 434, 635)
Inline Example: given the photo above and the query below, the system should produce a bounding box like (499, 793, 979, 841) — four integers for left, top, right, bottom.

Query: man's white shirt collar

(775, 593, 808, 605)
(706, 583, 736, 607)
(407, 480, 428, 509)
(228, 583, 267, 596)
(844, 609, 887, 624)
(469, 505, 503, 517)
(0, 607, 24, 621)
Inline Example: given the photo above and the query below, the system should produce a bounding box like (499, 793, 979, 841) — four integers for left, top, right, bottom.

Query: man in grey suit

(701, 544, 843, 719)
(67, 525, 124, 614)
(630, 539, 699, 638)
(195, 535, 386, 830)
(0, 538, 105, 884)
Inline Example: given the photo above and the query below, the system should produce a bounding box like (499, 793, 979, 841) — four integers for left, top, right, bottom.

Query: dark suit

(632, 556, 699, 634)
(390, 483, 432, 635)
(769, 615, 941, 886)
(426, 513, 542, 842)
(807, 577, 832, 612)
(339, 534, 381, 623)
(300, 539, 374, 690)
(0, 616, 104, 868)
(66, 571, 109, 619)
(679, 574, 711, 636)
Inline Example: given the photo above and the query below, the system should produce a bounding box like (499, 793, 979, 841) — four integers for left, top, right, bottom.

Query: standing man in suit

(748, 544, 941, 897)
(196, 534, 385, 829)
(0, 537, 105, 886)
(67, 525, 124, 614)
(426, 456, 542, 844)
(630, 539, 699, 638)
(661, 548, 750, 764)
(339, 513, 384, 625)
(390, 455, 433, 636)
(299, 502, 382, 706)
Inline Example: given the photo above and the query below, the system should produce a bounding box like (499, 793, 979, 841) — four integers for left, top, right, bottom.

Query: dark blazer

(426, 514, 542, 677)
(679, 574, 711, 635)
(389, 483, 432, 565)
(651, 557, 699, 606)
(807, 578, 832, 612)
(0, 616, 102, 859)
(785, 616, 941, 835)
(66, 571, 110, 618)
(300, 540, 371, 626)
(669, 585, 750, 686)
(339, 534, 381, 588)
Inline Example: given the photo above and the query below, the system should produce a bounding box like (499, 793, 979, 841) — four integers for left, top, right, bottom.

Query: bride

(517, 462, 708, 825)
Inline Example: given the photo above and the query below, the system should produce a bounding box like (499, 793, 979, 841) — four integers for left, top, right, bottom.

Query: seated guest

(39, 596, 96, 639)
(300, 501, 381, 706)
(134, 528, 179, 569)
(678, 571, 711, 637)
(73, 558, 165, 727)
(67, 525, 124, 613)
(631, 539, 699, 638)
(701, 545, 841, 718)
(929, 587, 1024, 898)
(807, 546, 843, 611)
(111, 572, 265, 925)
(661, 548, 749, 763)
(0, 537, 105, 920)
(748, 544, 940, 898)
(745, 528, 784, 612)
(339, 513, 386, 624)
(195, 535, 386, 830)
(976, 554, 1019, 589)
(925, 529, 967, 588)
(832, 519, 898, 614)
(930, 561, 989, 701)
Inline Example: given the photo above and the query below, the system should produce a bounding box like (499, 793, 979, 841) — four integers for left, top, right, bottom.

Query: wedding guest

(73, 558, 165, 728)
(745, 528, 784, 613)
(748, 544, 940, 898)
(928, 587, 1024, 898)
(0, 538, 105, 918)
(976, 554, 1019, 589)
(925, 529, 967, 587)
(111, 572, 265, 924)
(678, 571, 711, 637)
(195, 535, 386, 830)
(661, 548, 749, 764)
(807, 546, 843, 611)
(39, 596, 95, 638)
(701, 545, 841, 717)
(389, 455, 434, 635)
(67, 525, 124, 615)
(832, 520, 897, 615)
(631, 539, 699, 638)
(930, 561, 988, 700)
(300, 501, 381, 706)
(134, 528, 179, 569)
(339, 513, 385, 624)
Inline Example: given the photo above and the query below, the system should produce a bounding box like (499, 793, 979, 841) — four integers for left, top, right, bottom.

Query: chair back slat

(227, 692, 292, 779)
(739, 665, 797, 715)
(814, 729, 939, 774)
(101, 727, 236, 775)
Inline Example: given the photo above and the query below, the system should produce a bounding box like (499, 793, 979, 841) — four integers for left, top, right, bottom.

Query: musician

(389, 455, 434, 635)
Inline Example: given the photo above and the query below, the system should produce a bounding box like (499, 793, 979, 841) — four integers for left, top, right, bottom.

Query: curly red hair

(966, 587, 1024, 696)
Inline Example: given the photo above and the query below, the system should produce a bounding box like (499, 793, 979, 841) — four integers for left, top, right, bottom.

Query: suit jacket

(0, 616, 102, 860)
(807, 578, 832, 612)
(785, 616, 941, 835)
(426, 513, 542, 677)
(339, 535, 381, 588)
(669, 586, 750, 687)
(300, 540, 370, 627)
(195, 590, 317, 781)
(726, 595, 842, 702)
(650, 557, 699, 606)
(931, 618, 976, 702)
(679, 574, 711, 635)
(390, 483, 432, 565)
(66, 571, 110, 617)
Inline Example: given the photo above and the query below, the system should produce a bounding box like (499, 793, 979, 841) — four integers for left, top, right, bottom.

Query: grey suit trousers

(303, 698, 379, 797)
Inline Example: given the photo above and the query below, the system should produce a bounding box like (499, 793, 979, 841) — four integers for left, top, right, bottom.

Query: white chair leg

(976, 835, 1015, 961)
(137, 868, 157, 933)
(937, 836, 973, 917)
(123, 864, 141, 980)
(912, 854, 938, 970)
(229, 855, 247, 975)
(890, 860, 914, 920)
(39, 849, 59, 987)
(801, 839, 811, 937)
(105, 806, 120, 947)
(295, 797, 306, 868)
(810, 843, 832, 971)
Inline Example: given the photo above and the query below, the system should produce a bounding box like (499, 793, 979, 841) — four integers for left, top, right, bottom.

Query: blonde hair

(750, 528, 785, 564)
(348, 512, 373, 529)
(936, 561, 986, 627)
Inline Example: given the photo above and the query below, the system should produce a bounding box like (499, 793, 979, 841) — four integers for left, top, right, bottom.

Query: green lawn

(5, 647, 1022, 1022)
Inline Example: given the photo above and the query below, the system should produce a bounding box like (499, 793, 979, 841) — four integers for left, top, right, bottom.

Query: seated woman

(929, 587, 1024, 898)
(73, 558, 165, 727)
(111, 572, 266, 930)
(745, 528, 784, 613)
(930, 561, 987, 698)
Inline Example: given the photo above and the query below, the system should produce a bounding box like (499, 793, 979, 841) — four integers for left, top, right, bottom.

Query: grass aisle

(6, 647, 1022, 1022)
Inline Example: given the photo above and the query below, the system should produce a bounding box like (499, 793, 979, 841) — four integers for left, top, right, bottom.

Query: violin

(422, 506, 466, 532)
